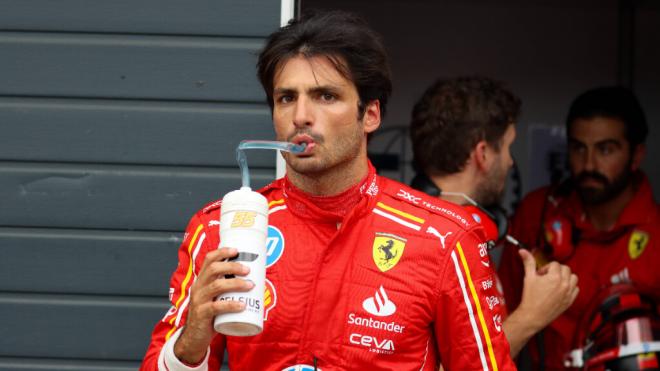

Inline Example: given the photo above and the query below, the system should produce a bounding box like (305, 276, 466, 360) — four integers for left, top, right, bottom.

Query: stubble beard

(474, 162, 507, 208)
(575, 165, 632, 205)
(283, 123, 364, 178)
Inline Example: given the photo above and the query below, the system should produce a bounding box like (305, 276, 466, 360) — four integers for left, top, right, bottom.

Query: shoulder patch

(380, 180, 472, 229)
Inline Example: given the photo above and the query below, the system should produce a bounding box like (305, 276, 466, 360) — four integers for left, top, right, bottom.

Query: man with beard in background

(409, 76, 578, 359)
(498, 86, 660, 369)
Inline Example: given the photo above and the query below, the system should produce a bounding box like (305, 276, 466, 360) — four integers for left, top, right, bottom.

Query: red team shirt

(141, 164, 515, 371)
(499, 173, 660, 370)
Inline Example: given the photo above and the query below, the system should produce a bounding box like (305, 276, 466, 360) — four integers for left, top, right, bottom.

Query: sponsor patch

(266, 226, 285, 268)
(347, 312, 405, 334)
(628, 230, 649, 260)
(426, 226, 452, 249)
(162, 305, 177, 321)
(396, 189, 421, 205)
(611, 267, 630, 284)
(360, 175, 379, 196)
(493, 314, 503, 332)
(350, 333, 395, 355)
(202, 200, 222, 214)
(363, 286, 396, 317)
(372, 233, 406, 272)
(264, 279, 277, 320)
(486, 295, 501, 310)
(282, 365, 319, 371)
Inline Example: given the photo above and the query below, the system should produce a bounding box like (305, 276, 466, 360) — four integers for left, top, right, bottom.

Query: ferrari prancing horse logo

(373, 232, 407, 272)
(628, 230, 649, 260)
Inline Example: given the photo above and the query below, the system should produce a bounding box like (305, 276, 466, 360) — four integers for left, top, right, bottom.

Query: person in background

(409, 76, 578, 358)
(498, 86, 660, 369)
(140, 12, 516, 371)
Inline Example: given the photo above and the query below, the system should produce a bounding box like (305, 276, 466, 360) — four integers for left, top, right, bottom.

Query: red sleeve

(139, 212, 226, 370)
(435, 226, 516, 370)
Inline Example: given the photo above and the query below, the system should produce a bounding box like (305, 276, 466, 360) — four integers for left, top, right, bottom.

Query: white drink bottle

(213, 186, 268, 336)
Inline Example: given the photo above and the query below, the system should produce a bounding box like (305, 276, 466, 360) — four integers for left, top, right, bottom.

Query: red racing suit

(141, 164, 515, 371)
(498, 173, 660, 370)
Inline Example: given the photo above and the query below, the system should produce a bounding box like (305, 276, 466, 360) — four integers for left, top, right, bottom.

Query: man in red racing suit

(141, 164, 515, 370)
(499, 173, 660, 369)
(499, 86, 660, 369)
(140, 10, 515, 371)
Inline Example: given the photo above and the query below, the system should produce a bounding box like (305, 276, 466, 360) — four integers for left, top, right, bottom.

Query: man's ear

(363, 100, 381, 134)
(631, 143, 646, 171)
(473, 140, 491, 171)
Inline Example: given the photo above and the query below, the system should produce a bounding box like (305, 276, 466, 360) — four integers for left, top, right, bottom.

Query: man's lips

(291, 134, 316, 155)
(579, 178, 605, 188)
(577, 173, 608, 188)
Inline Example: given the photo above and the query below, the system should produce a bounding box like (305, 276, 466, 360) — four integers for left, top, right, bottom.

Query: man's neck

(287, 159, 369, 196)
(583, 181, 637, 231)
(430, 172, 478, 206)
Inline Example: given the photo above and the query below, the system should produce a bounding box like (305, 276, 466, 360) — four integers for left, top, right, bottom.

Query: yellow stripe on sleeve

(165, 325, 178, 341)
(167, 223, 204, 331)
(376, 202, 425, 224)
(456, 241, 499, 371)
(269, 199, 285, 208)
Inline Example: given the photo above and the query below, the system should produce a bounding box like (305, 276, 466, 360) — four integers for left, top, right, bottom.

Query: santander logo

(362, 286, 396, 317)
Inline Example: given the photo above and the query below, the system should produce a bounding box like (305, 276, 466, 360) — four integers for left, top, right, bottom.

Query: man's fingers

(559, 264, 572, 282)
(569, 273, 578, 288)
(208, 277, 254, 297)
(206, 260, 250, 277)
(193, 299, 247, 321)
(518, 249, 537, 276)
(196, 248, 250, 289)
(195, 274, 254, 304)
(570, 286, 580, 304)
(212, 299, 247, 315)
(200, 247, 238, 271)
(543, 261, 561, 275)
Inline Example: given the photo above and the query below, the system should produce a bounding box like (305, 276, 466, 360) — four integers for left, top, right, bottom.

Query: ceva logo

(350, 333, 395, 354)
(363, 286, 396, 317)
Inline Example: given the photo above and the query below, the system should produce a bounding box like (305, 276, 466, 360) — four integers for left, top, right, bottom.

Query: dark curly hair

(566, 86, 647, 149)
(410, 76, 521, 176)
(257, 10, 392, 119)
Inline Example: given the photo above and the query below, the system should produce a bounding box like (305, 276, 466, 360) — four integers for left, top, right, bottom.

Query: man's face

(271, 55, 378, 176)
(476, 124, 516, 206)
(567, 116, 634, 205)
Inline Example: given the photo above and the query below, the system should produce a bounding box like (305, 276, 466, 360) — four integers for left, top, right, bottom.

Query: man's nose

(583, 148, 596, 172)
(293, 97, 313, 127)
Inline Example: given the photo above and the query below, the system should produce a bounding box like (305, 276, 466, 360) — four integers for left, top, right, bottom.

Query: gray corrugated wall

(0, 1, 280, 370)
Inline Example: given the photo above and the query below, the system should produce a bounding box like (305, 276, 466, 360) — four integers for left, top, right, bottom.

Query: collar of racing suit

(281, 161, 380, 223)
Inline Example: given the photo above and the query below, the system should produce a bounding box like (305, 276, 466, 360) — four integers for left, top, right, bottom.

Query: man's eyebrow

(273, 87, 296, 95)
(308, 85, 342, 95)
(568, 137, 622, 147)
(595, 138, 622, 147)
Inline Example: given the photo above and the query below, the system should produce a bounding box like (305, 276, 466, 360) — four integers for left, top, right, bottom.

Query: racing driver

(140, 10, 516, 371)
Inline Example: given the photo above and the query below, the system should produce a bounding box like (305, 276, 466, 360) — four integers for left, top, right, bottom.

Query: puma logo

(426, 226, 452, 249)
